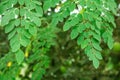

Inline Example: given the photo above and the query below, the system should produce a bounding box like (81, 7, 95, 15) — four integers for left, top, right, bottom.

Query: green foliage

(62, 0, 117, 68)
(0, 0, 117, 79)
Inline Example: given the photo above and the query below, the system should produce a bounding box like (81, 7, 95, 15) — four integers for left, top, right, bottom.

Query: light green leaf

(85, 46, 92, 55)
(86, 48, 95, 61)
(15, 8, 19, 15)
(77, 35, 84, 45)
(70, 17, 79, 26)
(93, 58, 100, 69)
(68, 3, 75, 12)
(78, 23, 86, 33)
(107, 36, 114, 49)
(20, 8, 26, 16)
(18, 0, 24, 5)
(63, 21, 71, 31)
(81, 39, 89, 49)
(33, 17, 41, 26)
(10, 34, 20, 52)
(29, 2, 36, 10)
(102, 31, 108, 43)
(9, 0, 17, 6)
(8, 30, 16, 40)
(94, 51, 102, 60)
(14, 19, 20, 26)
(63, 17, 79, 31)
(32, 1, 42, 5)
(20, 35, 30, 47)
(11, 40, 20, 52)
(24, 0, 30, 6)
(70, 27, 79, 39)
(92, 41, 102, 51)
(96, 21, 101, 29)
(93, 58, 99, 69)
(35, 5, 43, 17)
(93, 32, 101, 42)
(43, 0, 59, 12)
(43, 1, 51, 12)
(21, 19, 27, 27)
(5, 22, 14, 33)
(1, 14, 10, 26)
(16, 49, 24, 64)
(23, 30, 31, 39)
(29, 26, 37, 35)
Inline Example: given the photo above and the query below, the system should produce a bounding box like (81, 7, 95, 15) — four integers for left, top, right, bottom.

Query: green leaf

(96, 21, 101, 29)
(70, 27, 79, 39)
(14, 19, 20, 26)
(9, 0, 17, 6)
(88, 14, 94, 21)
(20, 8, 26, 16)
(102, 30, 114, 49)
(86, 47, 100, 68)
(43, 0, 59, 12)
(33, 17, 41, 26)
(94, 51, 102, 60)
(24, 0, 30, 6)
(16, 49, 24, 64)
(68, 3, 76, 12)
(63, 21, 71, 31)
(77, 35, 84, 45)
(20, 35, 30, 47)
(32, 1, 42, 5)
(10, 34, 20, 52)
(43, 1, 51, 12)
(8, 30, 16, 40)
(63, 17, 79, 31)
(70, 17, 79, 26)
(93, 32, 101, 42)
(11, 40, 20, 52)
(18, 0, 25, 5)
(5, 22, 14, 33)
(29, 2, 36, 10)
(78, 23, 86, 33)
(35, 5, 43, 17)
(15, 8, 19, 15)
(86, 48, 95, 61)
(23, 30, 31, 39)
(31, 68, 45, 80)
(1, 14, 10, 26)
(107, 36, 114, 49)
(93, 58, 99, 69)
(0, 4, 4, 14)
(1, 9, 15, 26)
(102, 31, 108, 43)
(81, 39, 89, 49)
(29, 26, 37, 35)
(92, 40, 102, 51)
